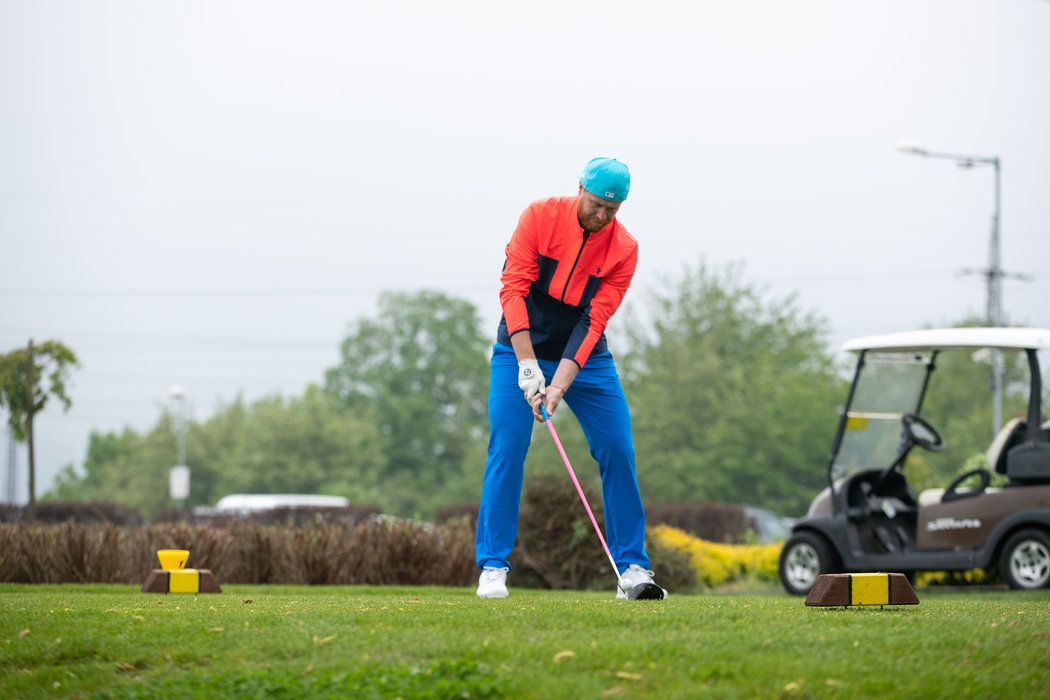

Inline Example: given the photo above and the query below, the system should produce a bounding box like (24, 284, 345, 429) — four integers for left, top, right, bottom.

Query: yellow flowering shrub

(649, 524, 781, 588)
(916, 568, 987, 587)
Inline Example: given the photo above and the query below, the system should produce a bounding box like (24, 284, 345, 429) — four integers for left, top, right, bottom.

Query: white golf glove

(517, 358, 546, 402)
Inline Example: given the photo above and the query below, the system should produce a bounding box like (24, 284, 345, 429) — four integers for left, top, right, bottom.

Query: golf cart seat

(912, 418, 1023, 507)
(918, 417, 1048, 505)
(988, 417, 1050, 484)
(988, 418, 1025, 472)
(918, 485, 1000, 507)
(917, 489, 943, 507)
(1007, 418, 1050, 483)
(987, 417, 1027, 475)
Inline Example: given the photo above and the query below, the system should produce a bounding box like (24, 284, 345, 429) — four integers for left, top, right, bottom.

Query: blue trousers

(475, 343, 649, 573)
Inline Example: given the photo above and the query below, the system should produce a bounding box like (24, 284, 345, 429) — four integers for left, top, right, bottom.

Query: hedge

(649, 524, 780, 588)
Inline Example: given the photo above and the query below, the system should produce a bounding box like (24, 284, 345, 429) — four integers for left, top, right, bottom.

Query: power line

(0, 286, 487, 299)
(3, 270, 1040, 300)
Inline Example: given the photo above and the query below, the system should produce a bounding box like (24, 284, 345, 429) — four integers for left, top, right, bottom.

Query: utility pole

(4, 424, 16, 504)
(25, 339, 37, 519)
(168, 385, 190, 512)
(957, 158, 1030, 435)
(962, 158, 1004, 435)
(898, 144, 1029, 437)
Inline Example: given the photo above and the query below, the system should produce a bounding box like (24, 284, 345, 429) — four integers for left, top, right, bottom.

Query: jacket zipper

(560, 230, 590, 302)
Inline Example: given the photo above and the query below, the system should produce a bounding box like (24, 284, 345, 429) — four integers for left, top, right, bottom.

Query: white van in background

(194, 494, 349, 517)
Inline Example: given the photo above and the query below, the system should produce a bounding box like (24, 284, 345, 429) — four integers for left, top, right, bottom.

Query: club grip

(540, 404, 550, 422)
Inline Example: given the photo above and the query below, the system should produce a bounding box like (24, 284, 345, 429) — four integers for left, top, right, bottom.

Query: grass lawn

(1, 583, 1048, 699)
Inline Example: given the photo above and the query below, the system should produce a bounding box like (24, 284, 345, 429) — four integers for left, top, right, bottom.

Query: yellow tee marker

(142, 549, 222, 594)
(850, 573, 890, 605)
(169, 569, 201, 593)
(805, 573, 918, 607)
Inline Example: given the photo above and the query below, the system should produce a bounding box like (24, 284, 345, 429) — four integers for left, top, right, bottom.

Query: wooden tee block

(141, 569, 222, 594)
(805, 572, 918, 607)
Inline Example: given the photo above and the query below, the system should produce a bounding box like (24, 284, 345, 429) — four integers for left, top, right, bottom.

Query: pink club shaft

(540, 405, 621, 581)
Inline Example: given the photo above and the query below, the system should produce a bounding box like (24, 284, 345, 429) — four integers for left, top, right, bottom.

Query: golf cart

(778, 327, 1050, 594)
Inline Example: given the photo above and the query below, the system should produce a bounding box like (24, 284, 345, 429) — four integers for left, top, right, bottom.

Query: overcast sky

(1, 0, 1048, 502)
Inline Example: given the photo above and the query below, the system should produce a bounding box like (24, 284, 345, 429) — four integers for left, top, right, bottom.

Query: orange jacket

(496, 195, 638, 367)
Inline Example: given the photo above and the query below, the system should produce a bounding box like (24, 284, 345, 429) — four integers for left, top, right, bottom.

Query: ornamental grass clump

(0, 519, 476, 586)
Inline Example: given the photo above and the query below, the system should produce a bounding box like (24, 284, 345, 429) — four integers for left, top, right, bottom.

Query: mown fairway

(1, 584, 1048, 699)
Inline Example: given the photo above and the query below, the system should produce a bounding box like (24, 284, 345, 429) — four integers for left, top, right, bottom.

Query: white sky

(1, 0, 1048, 501)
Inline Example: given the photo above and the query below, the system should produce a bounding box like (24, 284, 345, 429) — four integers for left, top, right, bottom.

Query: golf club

(539, 403, 664, 600)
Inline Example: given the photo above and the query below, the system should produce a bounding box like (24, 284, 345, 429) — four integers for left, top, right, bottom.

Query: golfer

(475, 157, 664, 599)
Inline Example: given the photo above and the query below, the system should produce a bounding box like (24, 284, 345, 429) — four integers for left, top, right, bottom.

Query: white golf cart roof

(843, 327, 1050, 353)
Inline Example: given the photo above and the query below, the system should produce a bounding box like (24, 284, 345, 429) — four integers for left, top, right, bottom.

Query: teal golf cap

(579, 157, 630, 203)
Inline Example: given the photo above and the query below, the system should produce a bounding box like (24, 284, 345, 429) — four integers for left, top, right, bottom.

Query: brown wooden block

(198, 570, 222, 593)
(141, 569, 169, 593)
(805, 573, 851, 606)
(888, 573, 919, 605)
(141, 568, 222, 593)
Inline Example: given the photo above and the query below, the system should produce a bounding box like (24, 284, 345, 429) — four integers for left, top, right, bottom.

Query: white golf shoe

(476, 567, 509, 598)
(616, 564, 668, 600)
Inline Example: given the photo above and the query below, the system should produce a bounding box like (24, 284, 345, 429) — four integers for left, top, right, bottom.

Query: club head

(627, 582, 667, 601)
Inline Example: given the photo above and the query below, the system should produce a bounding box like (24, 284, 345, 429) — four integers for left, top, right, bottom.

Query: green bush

(513, 475, 696, 592)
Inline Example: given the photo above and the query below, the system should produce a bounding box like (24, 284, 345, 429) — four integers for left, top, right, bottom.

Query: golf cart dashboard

(844, 470, 916, 520)
(842, 470, 920, 554)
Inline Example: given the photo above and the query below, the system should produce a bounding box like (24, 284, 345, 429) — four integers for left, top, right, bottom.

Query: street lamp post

(897, 142, 1005, 436)
(168, 385, 190, 511)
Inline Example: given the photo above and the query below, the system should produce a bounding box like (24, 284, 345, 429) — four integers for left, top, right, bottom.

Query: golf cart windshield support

(915, 351, 938, 415)
(826, 351, 865, 514)
(1025, 349, 1043, 442)
(825, 350, 939, 515)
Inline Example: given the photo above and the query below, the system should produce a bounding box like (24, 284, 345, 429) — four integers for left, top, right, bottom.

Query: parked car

(778, 327, 1050, 594)
(210, 494, 349, 513)
(190, 494, 352, 520)
(743, 505, 795, 544)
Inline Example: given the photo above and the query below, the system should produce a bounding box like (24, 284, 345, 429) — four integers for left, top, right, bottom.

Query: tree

(50, 421, 177, 517)
(324, 290, 490, 516)
(50, 385, 390, 517)
(619, 262, 845, 515)
(0, 339, 79, 518)
(196, 386, 390, 507)
(55, 289, 491, 519)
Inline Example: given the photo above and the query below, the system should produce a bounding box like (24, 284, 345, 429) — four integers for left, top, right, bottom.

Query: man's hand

(517, 358, 545, 402)
(532, 385, 566, 422)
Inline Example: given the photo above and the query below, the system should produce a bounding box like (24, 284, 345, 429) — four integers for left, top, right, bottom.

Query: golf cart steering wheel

(874, 414, 944, 494)
(902, 413, 944, 452)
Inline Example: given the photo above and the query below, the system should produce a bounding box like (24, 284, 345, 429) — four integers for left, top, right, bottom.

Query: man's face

(577, 185, 622, 233)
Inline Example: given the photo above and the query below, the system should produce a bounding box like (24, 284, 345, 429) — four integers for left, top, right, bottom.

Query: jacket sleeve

(563, 242, 638, 367)
(498, 204, 539, 336)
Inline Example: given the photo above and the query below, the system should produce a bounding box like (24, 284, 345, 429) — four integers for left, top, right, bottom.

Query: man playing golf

(476, 157, 665, 600)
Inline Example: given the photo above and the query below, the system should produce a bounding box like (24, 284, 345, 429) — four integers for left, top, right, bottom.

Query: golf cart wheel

(999, 528, 1050, 590)
(779, 531, 839, 596)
